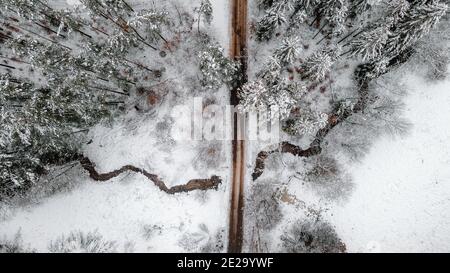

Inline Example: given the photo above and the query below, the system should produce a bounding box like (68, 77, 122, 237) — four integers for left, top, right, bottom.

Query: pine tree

(289, 0, 319, 30)
(198, 43, 240, 90)
(288, 9, 307, 29)
(0, 0, 42, 19)
(271, 78, 306, 119)
(274, 36, 302, 64)
(385, 0, 411, 23)
(80, 0, 130, 19)
(318, 0, 349, 36)
(387, 0, 448, 54)
(271, 0, 295, 13)
(281, 219, 346, 253)
(283, 111, 329, 135)
(256, 57, 282, 83)
(238, 80, 270, 112)
(302, 46, 340, 81)
(127, 8, 169, 42)
(295, 0, 320, 10)
(349, 0, 374, 16)
(257, 0, 275, 9)
(415, 12, 450, 80)
(195, 0, 213, 32)
(255, 8, 287, 41)
(365, 58, 389, 79)
(239, 77, 306, 120)
(80, 0, 161, 48)
(346, 0, 447, 63)
(349, 25, 390, 61)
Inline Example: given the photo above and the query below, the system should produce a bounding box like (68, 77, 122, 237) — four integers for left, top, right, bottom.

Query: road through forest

(228, 0, 248, 253)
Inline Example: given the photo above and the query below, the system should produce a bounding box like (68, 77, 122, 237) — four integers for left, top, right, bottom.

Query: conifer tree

(256, 57, 282, 83)
(349, 25, 390, 61)
(255, 8, 288, 41)
(387, 0, 448, 54)
(318, 0, 349, 36)
(239, 77, 306, 120)
(274, 36, 302, 64)
(302, 46, 340, 81)
(385, 0, 411, 23)
(195, 0, 213, 32)
(198, 43, 240, 90)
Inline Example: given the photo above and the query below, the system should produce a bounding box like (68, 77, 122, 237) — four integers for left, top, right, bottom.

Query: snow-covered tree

(288, 9, 307, 29)
(387, 0, 448, 54)
(0, 231, 35, 253)
(127, 8, 169, 42)
(195, 0, 213, 31)
(79, 0, 162, 49)
(0, 66, 116, 198)
(365, 58, 389, 79)
(281, 219, 346, 253)
(238, 80, 270, 112)
(49, 230, 117, 253)
(283, 111, 328, 135)
(302, 46, 340, 81)
(349, 25, 390, 61)
(295, 0, 320, 10)
(288, 0, 319, 31)
(257, 57, 282, 83)
(0, 0, 43, 19)
(198, 43, 240, 90)
(414, 14, 450, 80)
(346, 0, 446, 64)
(318, 0, 349, 36)
(303, 154, 354, 201)
(247, 181, 282, 231)
(128, 8, 168, 29)
(257, 0, 275, 9)
(80, 0, 130, 19)
(385, 0, 411, 23)
(271, 0, 295, 13)
(349, 0, 375, 16)
(238, 78, 306, 120)
(274, 36, 302, 64)
(255, 9, 287, 41)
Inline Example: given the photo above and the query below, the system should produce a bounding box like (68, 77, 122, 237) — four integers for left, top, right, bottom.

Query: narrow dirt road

(228, 0, 248, 253)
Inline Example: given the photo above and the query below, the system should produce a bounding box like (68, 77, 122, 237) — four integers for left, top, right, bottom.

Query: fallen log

(79, 157, 221, 194)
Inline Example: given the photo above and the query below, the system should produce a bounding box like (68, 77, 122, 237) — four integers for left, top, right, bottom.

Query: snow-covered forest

(0, 0, 449, 253)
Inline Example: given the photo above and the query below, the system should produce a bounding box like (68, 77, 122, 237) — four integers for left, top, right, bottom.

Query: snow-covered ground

(0, 175, 228, 252)
(210, 0, 230, 51)
(329, 72, 450, 253)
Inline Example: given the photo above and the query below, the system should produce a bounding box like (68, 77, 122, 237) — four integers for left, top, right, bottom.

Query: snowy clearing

(329, 72, 450, 253)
